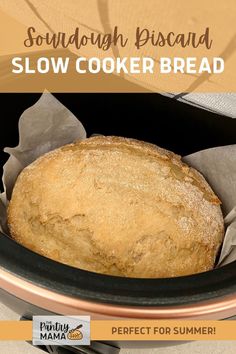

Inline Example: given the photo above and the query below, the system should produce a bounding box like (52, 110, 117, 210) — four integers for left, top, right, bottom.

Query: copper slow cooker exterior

(1, 267, 236, 320)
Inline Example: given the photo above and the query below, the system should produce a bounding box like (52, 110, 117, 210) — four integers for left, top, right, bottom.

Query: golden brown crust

(7, 136, 224, 278)
(76, 136, 221, 205)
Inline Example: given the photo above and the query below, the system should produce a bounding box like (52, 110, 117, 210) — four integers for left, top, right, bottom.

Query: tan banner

(0, 320, 236, 341)
(0, 0, 235, 92)
(0, 321, 32, 340)
(91, 320, 236, 341)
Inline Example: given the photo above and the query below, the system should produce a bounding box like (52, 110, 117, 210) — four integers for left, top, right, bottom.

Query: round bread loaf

(8, 136, 224, 278)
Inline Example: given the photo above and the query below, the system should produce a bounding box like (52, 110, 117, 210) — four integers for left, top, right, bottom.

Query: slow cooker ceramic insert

(1, 93, 236, 353)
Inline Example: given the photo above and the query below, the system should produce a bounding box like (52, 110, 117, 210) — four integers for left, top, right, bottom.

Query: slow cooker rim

(1, 265, 236, 320)
(1, 233, 236, 309)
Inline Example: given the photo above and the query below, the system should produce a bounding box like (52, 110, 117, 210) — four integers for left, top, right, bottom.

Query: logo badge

(32, 316, 90, 345)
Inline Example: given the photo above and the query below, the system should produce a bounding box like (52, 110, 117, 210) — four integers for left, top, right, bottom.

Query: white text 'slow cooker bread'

(8, 136, 224, 278)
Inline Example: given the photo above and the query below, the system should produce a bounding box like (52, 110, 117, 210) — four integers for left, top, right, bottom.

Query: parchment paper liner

(1, 92, 236, 268)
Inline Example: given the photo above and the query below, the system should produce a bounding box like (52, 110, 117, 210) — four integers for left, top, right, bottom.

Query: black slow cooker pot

(0, 93, 236, 354)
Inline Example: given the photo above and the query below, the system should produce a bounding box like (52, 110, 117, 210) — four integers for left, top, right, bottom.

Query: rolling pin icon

(67, 324, 83, 340)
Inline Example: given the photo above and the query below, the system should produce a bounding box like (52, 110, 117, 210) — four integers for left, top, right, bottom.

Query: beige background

(0, 303, 235, 354)
(0, 1, 236, 92)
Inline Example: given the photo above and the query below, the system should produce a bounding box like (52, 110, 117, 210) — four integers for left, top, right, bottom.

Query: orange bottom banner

(0, 320, 236, 341)
(91, 320, 236, 341)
